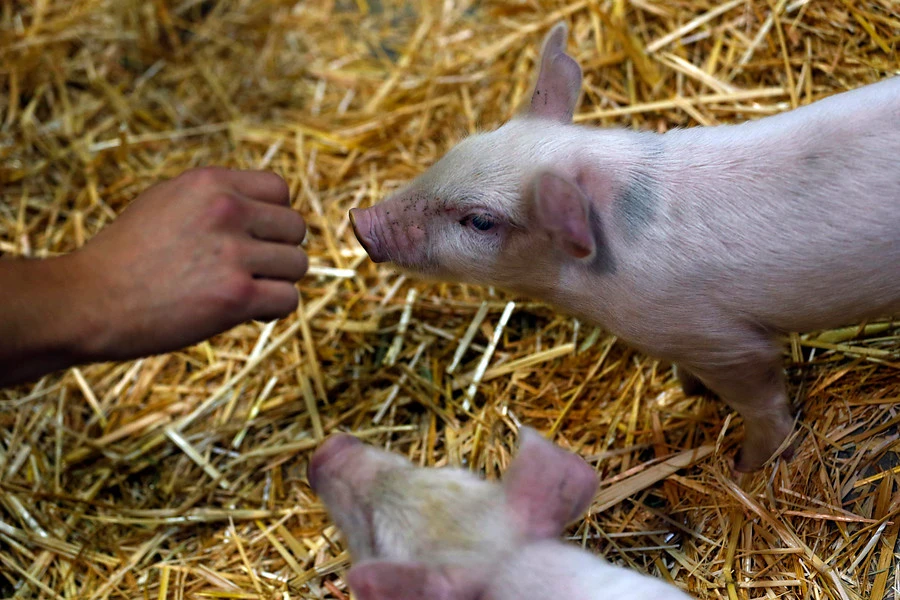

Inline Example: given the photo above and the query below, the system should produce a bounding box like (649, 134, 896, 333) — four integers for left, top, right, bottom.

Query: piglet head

(309, 426, 598, 597)
(350, 22, 601, 295)
(309, 432, 513, 566)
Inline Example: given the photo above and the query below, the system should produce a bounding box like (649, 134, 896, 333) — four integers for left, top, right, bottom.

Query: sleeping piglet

(308, 428, 693, 599)
(349, 22, 900, 471)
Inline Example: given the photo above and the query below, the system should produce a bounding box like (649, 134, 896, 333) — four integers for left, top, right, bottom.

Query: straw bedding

(1, 0, 899, 598)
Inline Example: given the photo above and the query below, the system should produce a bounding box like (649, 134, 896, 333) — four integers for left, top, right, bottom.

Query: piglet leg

(674, 365, 710, 397)
(686, 344, 796, 472)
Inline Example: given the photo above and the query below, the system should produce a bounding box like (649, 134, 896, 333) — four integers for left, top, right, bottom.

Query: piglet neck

(555, 265, 620, 325)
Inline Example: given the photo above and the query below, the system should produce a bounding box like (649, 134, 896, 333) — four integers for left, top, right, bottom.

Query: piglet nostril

(308, 433, 363, 492)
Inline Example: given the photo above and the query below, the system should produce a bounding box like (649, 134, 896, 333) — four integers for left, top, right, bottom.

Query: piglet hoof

(780, 439, 797, 463)
(733, 424, 797, 473)
(732, 447, 768, 473)
(733, 445, 794, 473)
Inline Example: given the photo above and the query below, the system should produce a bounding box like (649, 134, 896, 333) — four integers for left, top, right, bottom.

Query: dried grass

(2, 0, 900, 598)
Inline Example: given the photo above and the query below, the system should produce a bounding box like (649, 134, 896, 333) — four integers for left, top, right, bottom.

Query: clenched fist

(0, 167, 309, 386)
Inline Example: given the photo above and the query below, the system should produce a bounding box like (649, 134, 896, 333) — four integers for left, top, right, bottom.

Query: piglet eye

(464, 213, 496, 232)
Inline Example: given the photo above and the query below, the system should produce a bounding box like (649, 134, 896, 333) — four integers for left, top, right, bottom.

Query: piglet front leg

(683, 339, 795, 472)
(674, 365, 710, 397)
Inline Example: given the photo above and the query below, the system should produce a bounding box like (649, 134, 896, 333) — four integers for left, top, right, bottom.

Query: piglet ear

(525, 21, 582, 123)
(347, 561, 483, 600)
(532, 170, 596, 260)
(503, 427, 598, 540)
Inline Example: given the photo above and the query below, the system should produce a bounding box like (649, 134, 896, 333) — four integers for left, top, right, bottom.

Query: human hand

(68, 166, 308, 362)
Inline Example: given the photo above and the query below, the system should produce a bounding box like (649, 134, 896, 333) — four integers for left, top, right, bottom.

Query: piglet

(308, 428, 693, 599)
(349, 22, 900, 471)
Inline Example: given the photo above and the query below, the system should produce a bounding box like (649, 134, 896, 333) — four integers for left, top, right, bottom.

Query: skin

(0, 167, 309, 386)
(308, 429, 692, 599)
(349, 22, 900, 471)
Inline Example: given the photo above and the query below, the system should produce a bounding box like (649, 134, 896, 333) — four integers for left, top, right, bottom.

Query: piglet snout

(349, 208, 387, 263)
(308, 433, 363, 492)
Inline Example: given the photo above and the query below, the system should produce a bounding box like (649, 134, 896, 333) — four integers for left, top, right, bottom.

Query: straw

(1, 1, 898, 598)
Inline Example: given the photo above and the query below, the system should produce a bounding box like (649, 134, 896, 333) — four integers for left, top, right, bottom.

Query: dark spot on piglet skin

(803, 152, 827, 169)
(614, 137, 663, 241)
(588, 206, 616, 274)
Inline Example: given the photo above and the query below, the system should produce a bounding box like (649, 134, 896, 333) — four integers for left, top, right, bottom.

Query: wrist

(0, 254, 100, 385)
(50, 251, 113, 364)
(34, 254, 103, 360)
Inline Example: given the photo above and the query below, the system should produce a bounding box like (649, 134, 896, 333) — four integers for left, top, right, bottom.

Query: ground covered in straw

(2, 0, 899, 598)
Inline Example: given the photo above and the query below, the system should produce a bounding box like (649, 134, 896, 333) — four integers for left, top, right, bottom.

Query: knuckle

(217, 274, 255, 313)
(217, 237, 243, 264)
(183, 166, 227, 188)
(206, 192, 244, 225)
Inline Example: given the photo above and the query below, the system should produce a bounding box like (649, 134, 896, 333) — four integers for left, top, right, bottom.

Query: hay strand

(2, 1, 899, 598)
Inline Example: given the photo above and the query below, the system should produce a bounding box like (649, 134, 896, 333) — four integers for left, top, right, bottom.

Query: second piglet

(349, 22, 900, 471)
(308, 428, 693, 599)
